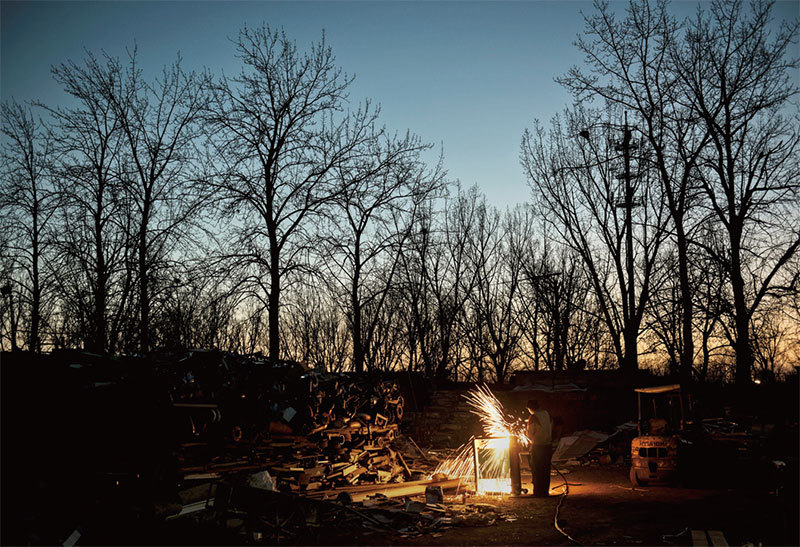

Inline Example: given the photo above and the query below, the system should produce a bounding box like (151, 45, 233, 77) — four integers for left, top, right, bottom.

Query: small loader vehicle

(630, 384, 685, 486)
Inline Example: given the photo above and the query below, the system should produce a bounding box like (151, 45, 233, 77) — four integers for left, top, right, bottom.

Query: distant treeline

(2, 0, 798, 386)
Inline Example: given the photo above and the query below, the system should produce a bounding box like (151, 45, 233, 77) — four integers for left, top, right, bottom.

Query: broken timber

(305, 477, 464, 502)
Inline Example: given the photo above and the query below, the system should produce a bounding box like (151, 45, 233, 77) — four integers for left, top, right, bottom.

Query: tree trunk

(351, 301, 364, 374)
(30, 200, 41, 353)
(675, 220, 694, 387)
(622, 123, 638, 374)
(268, 249, 280, 361)
(267, 177, 281, 360)
(434, 329, 452, 383)
(559, 316, 570, 372)
(623, 323, 639, 373)
(729, 230, 753, 387)
(138, 200, 150, 354)
(93, 201, 106, 354)
(494, 355, 506, 384)
(351, 250, 364, 374)
(6, 286, 19, 351)
(553, 310, 565, 372)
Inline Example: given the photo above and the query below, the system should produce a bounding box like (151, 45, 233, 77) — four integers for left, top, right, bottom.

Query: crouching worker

(526, 399, 553, 497)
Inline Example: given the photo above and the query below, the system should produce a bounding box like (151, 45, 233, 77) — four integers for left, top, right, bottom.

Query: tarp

(551, 430, 610, 462)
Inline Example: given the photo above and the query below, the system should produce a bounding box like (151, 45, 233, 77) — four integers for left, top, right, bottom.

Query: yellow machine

(630, 384, 684, 486)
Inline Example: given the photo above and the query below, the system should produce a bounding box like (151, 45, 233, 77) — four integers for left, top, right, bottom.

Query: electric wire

(552, 465, 582, 545)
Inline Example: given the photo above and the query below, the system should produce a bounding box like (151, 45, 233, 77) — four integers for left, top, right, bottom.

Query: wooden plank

(305, 477, 465, 502)
(691, 530, 709, 546)
(407, 436, 430, 462)
(707, 530, 728, 546)
(346, 466, 368, 483)
(341, 463, 359, 476)
(368, 455, 390, 466)
(376, 470, 392, 482)
(184, 472, 221, 480)
(211, 460, 249, 468)
(396, 451, 412, 479)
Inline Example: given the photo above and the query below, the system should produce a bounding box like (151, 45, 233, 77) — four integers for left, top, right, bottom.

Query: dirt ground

(333, 465, 797, 546)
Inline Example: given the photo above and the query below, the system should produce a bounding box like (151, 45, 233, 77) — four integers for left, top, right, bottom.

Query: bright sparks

(464, 385, 529, 446)
(430, 385, 529, 494)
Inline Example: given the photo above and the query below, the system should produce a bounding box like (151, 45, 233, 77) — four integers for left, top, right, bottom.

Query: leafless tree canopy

(2, 6, 798, 385)
(524, 0, 799, 386)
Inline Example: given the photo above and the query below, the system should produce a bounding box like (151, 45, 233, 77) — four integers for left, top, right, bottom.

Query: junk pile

(159, 354, 517, 545)
(552, 422, 638, 466)
(167, 351, 410, 490)
(160, 354, 524, 544)
(6, 351, 533, 545)
(701, 418, 764, 453)
(177, 483, 514, 544)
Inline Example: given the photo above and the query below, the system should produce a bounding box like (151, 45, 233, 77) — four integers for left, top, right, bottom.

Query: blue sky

(2, 1, 798, 209)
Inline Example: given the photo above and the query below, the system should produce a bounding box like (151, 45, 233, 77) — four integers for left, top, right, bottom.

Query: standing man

(526, 399, 552, 497)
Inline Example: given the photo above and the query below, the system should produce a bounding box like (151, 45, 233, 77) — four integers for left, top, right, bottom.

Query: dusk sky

(2, 1, 797, 208)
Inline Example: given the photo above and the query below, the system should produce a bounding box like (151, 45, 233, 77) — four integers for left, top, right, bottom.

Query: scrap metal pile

(163, 353, 518, 544)
(166, 350, 412, 490)
(193, 483, 514, 544)
(7, 350, 522, 545)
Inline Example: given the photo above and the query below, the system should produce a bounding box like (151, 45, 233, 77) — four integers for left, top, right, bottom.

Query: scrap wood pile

(176, 432, 413, 491)
(169, 350, 416, 490)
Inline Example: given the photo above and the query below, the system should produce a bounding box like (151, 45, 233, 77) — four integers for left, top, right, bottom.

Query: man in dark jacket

(526, 399, 552, 497)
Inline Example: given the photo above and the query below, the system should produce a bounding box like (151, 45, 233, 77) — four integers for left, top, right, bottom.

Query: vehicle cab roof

(634, 384, 681, 394)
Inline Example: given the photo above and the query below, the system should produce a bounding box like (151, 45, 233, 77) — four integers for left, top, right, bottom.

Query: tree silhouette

(676, 0, 800, 386)
(206, 26, 378, 361)
(0, 102, 59, 352)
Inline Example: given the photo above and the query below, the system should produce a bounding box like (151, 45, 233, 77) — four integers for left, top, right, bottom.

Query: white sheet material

(551, 430, 610, 462)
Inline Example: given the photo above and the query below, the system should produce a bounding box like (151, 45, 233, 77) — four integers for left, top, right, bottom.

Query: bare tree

(361, 276, 407, 373)
(0, 229, 19, 350)
(107, 52, 209, 353)
(675, 0, 800, 386)
(1, 101, 59, 352)
(520, 237, 595, 372)
(751, 303, 794, 382)
(319, 133, 444, 372)
(394, 204, 430, 375)
(206, 26, 378, 361)
(45, 53, 133, 354)
(462, 203, 529, 383)
(281, 284, 350, 371)
(644, 250, 685, 375)
(558, 0, 711, 386)
(398, 186, 484, 381)
(522, 107, 671, 373)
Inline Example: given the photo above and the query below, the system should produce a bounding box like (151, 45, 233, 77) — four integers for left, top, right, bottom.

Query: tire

(394, 396, 405, 422)
(630, 467, 647, 486)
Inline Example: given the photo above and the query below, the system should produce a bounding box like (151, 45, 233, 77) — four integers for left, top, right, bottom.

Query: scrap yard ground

(1, 351, 797, 546)
(159, 465, 797, 546)
(384, 466, 796, 547)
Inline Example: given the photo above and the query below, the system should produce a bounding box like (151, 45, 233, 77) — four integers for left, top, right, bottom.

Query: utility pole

(617, 112, 637, 373)
(579, 116, 640, 373)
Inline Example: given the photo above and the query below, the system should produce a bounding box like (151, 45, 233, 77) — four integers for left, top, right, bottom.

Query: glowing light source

(473, 436, 511, 493)
(477, 477, 512, 493)
(430, 384, 529, 494)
